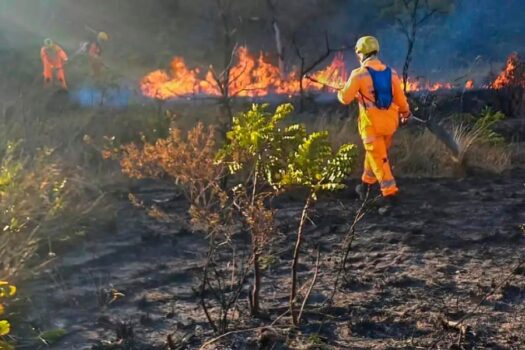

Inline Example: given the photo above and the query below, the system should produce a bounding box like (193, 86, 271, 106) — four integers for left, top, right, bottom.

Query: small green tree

(219, 103, 306, 316)
(277, 131, 357, 325)
(121, 103, 357, 328)
(220, 103, 358, 324)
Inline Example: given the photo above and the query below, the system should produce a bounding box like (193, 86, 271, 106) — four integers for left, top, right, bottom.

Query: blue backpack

(365, 67, 393, 110)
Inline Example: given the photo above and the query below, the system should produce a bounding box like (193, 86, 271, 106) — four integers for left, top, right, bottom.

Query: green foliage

(279, 132, 357, 196)
(0, 142, 68, 234)
(220, 103, 357, 196)
(474, 107, 506, 145)
(449, 108, 506, 146)
(220, 103, 305, 183)
(0, 140, 73, 279)
(259, 255, 279, 271)
(39, 328, 68, 345)
(306, 333, 330, 349)
(0, 281, 16, 349)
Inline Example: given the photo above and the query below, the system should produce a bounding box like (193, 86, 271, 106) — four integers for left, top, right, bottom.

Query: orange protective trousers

(43, 64, 67, 89)
(338, 58, 410, 197)
(361, 133, 397, 196)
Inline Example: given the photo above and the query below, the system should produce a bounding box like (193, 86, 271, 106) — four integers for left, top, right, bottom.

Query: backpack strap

(365, 66, 393, 110)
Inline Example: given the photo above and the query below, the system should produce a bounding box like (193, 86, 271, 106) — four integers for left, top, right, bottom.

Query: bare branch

(296, 248, 321, 324)
(417, 8, 438, 26)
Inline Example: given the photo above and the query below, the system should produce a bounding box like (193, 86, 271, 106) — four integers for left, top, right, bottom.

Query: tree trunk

(402, 38, 414, 93)
(290, 194, 313, 325)
(267, 0, 285, 77)
(299, 59, 305, 112)
(272, 20, 285, 77)
(251, 252, 261, 316)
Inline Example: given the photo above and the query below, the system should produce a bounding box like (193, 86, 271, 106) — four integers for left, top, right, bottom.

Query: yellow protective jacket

(338, 58, 410, 138)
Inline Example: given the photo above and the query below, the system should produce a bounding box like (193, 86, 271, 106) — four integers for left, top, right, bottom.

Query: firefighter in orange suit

(41, 38, 68, 90)
(338, 36, 411, 205)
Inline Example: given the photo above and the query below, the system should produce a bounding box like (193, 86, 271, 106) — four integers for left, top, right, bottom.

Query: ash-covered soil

(18, 169, 525, 349)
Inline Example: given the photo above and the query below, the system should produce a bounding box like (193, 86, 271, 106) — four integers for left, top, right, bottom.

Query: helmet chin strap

(361, 53, 377, 65)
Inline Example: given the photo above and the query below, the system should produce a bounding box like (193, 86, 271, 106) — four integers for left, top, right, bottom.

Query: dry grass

(465, 143, 513, 174)
(391, 128, 455, 177)
(451, 121, 513, 174)
(452, 122, 484, 164)
(309, 113, 360, 149)
(0, 95, 153, 279)
(392, 125, 513, 177)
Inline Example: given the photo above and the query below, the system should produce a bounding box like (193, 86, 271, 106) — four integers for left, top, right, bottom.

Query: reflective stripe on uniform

(380, 179, 397, 189)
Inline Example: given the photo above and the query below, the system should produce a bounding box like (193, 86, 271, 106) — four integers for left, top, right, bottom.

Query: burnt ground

(16, 168, 525, 350)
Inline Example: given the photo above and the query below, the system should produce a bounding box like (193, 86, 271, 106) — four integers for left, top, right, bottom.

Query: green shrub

(0, 281, 16, 350)
(0, 141, 68, 278)
(474, 107, 506, 145)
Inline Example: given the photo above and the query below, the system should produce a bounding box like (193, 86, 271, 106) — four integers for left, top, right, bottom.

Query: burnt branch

(296, 247, 321, 324)
(329, 192, 381, 303)
(292, 32, 348, 110)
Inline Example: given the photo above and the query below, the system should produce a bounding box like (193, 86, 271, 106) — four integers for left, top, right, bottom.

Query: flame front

(403, 79, 454, 92)
(142, 47, 509, 100)
(140, 47, 348, 100)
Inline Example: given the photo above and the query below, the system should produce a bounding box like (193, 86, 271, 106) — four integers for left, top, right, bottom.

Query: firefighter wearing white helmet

(40, 38, 68, 89)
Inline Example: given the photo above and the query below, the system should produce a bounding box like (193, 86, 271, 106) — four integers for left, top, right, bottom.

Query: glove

(400, 112, 412, 126)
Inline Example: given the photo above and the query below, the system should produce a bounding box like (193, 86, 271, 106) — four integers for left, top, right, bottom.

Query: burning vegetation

(492, 53, 525, 89)
(141, 49, 525, 101)
(140, 47, 349, 99)
(140, 47, 478, 100)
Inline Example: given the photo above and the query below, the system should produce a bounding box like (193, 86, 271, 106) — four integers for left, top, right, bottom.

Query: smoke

(376, 0, 525, 80)
(0, 0, 523, 90)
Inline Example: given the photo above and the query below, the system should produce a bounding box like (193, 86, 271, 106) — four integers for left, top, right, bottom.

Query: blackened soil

(17, 169, 525, 349)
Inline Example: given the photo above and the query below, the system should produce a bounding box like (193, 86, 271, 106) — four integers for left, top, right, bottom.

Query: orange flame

(140, 47, 348, 100)
(141, 47, 467, 100)
(403, 79, 453, 92)
(492, 53, 525, 89)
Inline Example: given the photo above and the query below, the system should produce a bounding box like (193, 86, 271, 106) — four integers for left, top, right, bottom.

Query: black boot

(355, 183, 371, 201)
(377, 195, 398, 215)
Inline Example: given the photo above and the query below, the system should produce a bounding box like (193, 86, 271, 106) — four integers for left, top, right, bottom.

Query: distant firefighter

(40, 38, 68, 90)
(77, 31, 109, 79)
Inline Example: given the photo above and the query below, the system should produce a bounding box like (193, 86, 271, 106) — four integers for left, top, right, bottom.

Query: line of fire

(140, 48, 522, 100)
